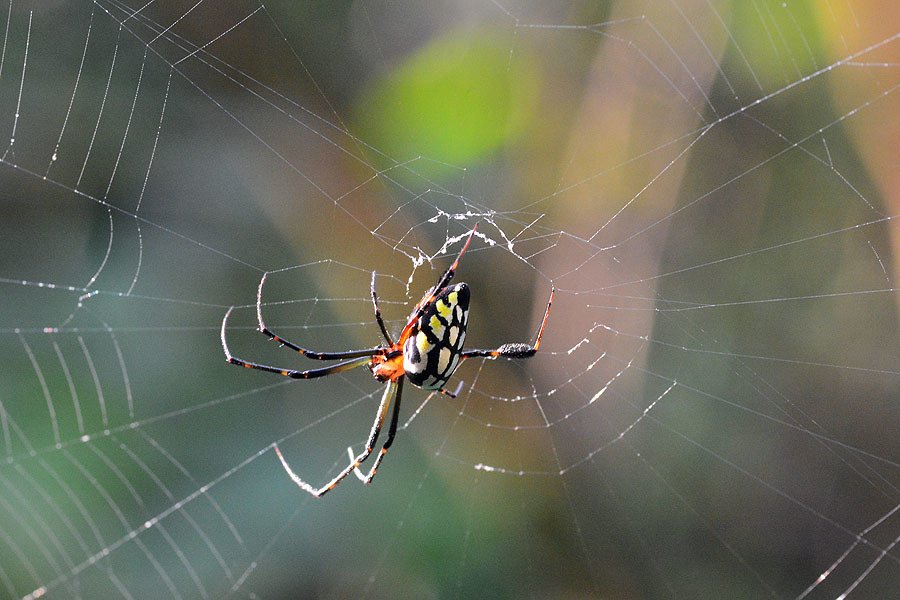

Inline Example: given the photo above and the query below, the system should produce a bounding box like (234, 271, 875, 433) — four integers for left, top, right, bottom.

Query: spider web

(0, 0, 898, 598)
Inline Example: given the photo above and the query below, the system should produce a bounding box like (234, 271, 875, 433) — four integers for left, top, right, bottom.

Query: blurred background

(0, 1, 897, 598)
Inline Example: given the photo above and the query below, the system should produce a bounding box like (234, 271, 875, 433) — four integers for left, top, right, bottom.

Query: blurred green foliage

(355, 28, 539, 171)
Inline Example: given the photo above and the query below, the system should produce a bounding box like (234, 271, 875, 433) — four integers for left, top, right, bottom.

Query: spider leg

(222, 307, 373, 378)
(256, 273, 385, 360)
(371, 270, 393, 345)
(350, 377, 404, 484)
(276, 378, 399, 497)
(398, 225, 478, 342)
(461, 287, 554, 360)
(434, 224, 478, 291)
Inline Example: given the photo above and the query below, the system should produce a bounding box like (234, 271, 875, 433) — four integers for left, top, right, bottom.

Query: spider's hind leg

(461, 287, 555, 361)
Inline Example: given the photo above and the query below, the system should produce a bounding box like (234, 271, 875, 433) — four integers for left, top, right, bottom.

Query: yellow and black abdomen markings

(403, 282, 469, 390)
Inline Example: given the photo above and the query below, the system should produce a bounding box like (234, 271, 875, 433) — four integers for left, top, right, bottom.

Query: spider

(220, 226, 554, 497)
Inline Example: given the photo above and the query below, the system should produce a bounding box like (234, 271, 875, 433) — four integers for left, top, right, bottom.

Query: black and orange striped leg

(370, 270, 393, 345)
(255, 273, 386, 360)
(222, 307, 373, 378)
(398, 225, 479, 341)
(434, 224, 478, 292)
(276, 378, 400, 497)
(461, 286, 554, 360)
(351, 376, 403, 484)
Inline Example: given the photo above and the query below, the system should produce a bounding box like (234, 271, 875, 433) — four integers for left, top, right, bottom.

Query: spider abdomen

(403, 282, 469, 390)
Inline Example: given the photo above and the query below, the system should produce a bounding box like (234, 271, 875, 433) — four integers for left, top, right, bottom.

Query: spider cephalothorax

(221, 226, 554, 497)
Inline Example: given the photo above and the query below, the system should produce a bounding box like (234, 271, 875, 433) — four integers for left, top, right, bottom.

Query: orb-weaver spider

(220, 226, 554, 497)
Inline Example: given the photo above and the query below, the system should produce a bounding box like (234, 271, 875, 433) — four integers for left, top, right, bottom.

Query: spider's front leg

(255, 272, 385, 360)
(371, 270, 394, 345)
(349, 377, 404, 485)
(221, 306, 374, 378)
